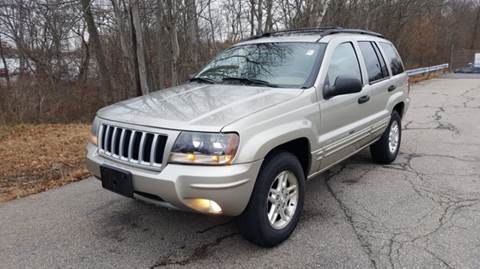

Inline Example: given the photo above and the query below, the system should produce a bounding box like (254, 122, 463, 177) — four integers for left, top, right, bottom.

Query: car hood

(97, 83, 302, 132)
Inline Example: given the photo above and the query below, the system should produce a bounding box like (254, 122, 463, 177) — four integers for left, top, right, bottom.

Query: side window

(358, 41, 388, 83)
(326, 42, 362, 89)
(380, 42, 405, 75)
(372, 42, 389, 77)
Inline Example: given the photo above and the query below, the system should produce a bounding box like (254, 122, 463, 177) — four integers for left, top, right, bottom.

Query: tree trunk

(130, 0, 150, 95)
(264, 0, 273, 33)
(155, 0, 166, 89)
(18, 0, 26, 76)
(112, 0, 137, 97)
(318, 0, 332, 26)
(207, 0, 217, 52)
(0, 35, 11, 89)
(80, 0, 113, 100)
(256, 0, 263, 35)
(167, 0, 180, 86)
(249, 0, 255, 36)
(77, 34, 90, 83)
(470, 6, 480, 50)
(186, 0, 199, 68)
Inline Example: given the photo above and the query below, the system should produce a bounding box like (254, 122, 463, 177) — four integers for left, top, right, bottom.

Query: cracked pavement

(1, 74, 480, 268)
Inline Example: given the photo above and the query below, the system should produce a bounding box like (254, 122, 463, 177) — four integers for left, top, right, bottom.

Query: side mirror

(324, 76, 363, 99)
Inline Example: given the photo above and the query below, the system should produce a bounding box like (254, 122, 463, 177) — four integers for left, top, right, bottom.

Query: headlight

(90, 117, 100, 145)
(169, 132, 239, 165)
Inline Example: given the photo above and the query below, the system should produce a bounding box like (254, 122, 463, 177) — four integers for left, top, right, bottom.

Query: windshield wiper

(190, 76, 216, 84)
(222, 76, 279, 88)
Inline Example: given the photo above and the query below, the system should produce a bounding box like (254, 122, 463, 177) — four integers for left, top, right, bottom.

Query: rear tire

(370, 111, 402, 164)
(236, 151, 305, 247)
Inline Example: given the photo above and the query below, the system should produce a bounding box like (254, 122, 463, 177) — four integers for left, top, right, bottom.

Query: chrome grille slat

(138, 132, 146, 163)
(128, 130, 136, 161)
(118, 129, 126, 159)
(111, 127, 118, 156)
(150, 134, 159, 166)
(104, 125, 112, 153)
(98, 124, 167, 169)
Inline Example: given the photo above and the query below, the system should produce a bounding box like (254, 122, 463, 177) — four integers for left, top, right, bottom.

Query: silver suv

(86, 27, 409, 247)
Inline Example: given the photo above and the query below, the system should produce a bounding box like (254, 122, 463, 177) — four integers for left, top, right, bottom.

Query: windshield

(194, 42, 326, 88)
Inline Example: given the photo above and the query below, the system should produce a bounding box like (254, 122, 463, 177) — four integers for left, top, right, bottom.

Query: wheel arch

(393, 102, 405, 118)
(263, 138, 312, 178)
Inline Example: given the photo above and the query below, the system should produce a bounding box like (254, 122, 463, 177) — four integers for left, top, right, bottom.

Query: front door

(316, 41, 367, 170)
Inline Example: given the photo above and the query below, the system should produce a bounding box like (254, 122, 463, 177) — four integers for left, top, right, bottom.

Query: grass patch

(0, 124, 91, 202)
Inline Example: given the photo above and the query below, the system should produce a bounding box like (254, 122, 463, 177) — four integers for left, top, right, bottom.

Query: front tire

(370, 111, 402, 164)
(236, 152, 305, 247)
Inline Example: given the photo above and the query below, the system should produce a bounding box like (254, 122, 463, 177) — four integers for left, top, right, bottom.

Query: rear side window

(326, 42, 362, 89)
(372, 43, 389, 77)
(380, 42, 405, 75)
(358, 41, 389, 83)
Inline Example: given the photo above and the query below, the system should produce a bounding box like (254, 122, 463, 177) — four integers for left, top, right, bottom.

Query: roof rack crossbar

(246, 26, 341, 40)
(245, 27, 384, 42)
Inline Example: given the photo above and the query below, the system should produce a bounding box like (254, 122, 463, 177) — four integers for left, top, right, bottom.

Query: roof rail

(316, 28, 384, 40)
(245, 27, 384, 41)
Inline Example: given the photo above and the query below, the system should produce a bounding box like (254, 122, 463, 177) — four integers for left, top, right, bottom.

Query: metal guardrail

(406, 63, 449, 76)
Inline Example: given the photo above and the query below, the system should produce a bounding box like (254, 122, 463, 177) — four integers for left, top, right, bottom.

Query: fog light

(185, 198, 222, 214)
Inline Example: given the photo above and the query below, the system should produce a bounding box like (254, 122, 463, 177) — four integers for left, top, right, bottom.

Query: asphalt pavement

(1, 74, 480, 269)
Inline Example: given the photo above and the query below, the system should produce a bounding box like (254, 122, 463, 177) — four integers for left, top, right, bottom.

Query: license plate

(100, 165, 134, 198)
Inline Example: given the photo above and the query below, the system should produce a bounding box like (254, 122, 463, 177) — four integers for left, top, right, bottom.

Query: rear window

(358, 41, 389, 83)
(380, 42, 405, 75)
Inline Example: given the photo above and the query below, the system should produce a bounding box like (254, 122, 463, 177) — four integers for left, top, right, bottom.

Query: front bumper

(86, 143, 262, 216)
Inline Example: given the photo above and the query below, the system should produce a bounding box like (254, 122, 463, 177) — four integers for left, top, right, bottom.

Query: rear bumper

(86, 143, 262, 216)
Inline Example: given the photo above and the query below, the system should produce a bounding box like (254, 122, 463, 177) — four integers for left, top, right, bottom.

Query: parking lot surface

(1, 74, 480, 269)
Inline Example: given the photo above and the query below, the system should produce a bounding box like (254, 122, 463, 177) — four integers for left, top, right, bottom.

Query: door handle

(388, 85, 397, 92)
(358, 95, 370, 104)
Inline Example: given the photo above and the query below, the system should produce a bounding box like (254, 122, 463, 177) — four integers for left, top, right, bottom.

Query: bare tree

(0, 34, 10, 88)
(166, 0, 180, 86)
(80, 0, 113, 98)
(111, 0, 137, 96)
(0, 0, 479, 124)
(130, 0, 150, 94)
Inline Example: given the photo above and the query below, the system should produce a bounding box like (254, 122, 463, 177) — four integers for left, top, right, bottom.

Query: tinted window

(380, 42, 405, 75)
(358, 41, 387, 83)
(326, 42, 362, 89)
(372, 42, 389, 77)
(196, 43, 327, 88)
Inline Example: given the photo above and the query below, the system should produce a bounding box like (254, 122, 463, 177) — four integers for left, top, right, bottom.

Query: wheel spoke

(271, 212, 279, 223)
(279, 209, 290, 222)
(275, 172, 286, 192)
(268, 193, 277, 203)
(288, 189, 298, 199)
(268, 204, 276, 221)
(269, 188, 279, 195)
(281, 172, 288, 188)
(287, 184, 297, 192)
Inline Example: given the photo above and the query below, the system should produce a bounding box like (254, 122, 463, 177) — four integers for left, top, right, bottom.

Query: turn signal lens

(187, 153, 196, 161)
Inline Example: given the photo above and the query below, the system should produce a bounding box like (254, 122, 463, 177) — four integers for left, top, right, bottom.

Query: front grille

(98, 124, 167, 168)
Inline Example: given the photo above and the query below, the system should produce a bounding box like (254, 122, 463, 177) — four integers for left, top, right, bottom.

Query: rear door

(379, 41, 409, 104)
(354, 40, 392, 149)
